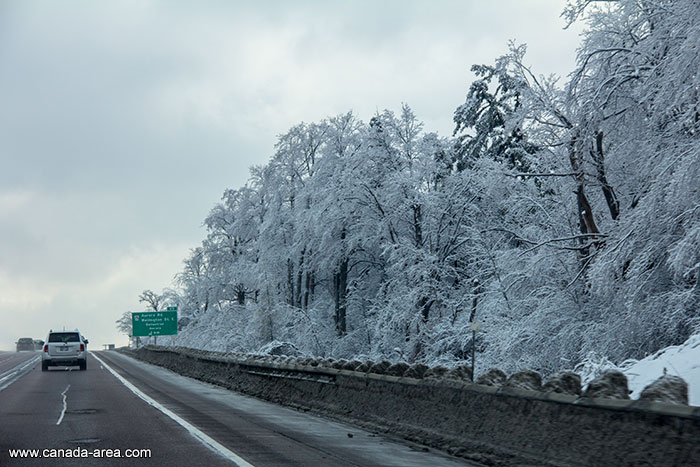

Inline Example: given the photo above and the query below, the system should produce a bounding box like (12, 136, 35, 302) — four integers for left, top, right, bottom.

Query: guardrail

(121, 346, 700, 466)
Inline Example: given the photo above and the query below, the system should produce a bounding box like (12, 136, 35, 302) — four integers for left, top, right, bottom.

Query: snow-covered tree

(144, 0, 699, 376)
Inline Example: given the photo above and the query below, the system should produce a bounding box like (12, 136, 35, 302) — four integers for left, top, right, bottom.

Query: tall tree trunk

(287, 258, 294, 306)
(576, 186, 599, 236)
(333, 259, 348, 335)
(417, 296, 433, 322)
(309, 271, 315, 301)
(569, 134, 599, 260)
(295, 249, 304, 308)
(412, 203, 423, 247)
(303, 269, 312, 310)
(592, 131, 620, 220)
(333, 229, 348, 335)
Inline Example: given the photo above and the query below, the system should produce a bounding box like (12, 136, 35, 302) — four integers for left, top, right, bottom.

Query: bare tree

(139, 289, 162, 312)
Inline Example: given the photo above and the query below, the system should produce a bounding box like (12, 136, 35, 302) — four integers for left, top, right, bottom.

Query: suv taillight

(80, 343, 85, 351)
(43, 345, 48, 352)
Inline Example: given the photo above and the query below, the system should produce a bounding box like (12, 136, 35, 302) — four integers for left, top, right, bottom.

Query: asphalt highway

(0, 351, 38, 375)
(0, 351, 229, 467)
(0, 351, 473, 466)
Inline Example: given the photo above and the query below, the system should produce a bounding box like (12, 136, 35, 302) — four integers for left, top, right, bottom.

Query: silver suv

(41, 330, 88, 371)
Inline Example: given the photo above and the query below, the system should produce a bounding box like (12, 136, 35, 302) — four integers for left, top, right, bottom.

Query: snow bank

(620, 333, 700, 406)
(569, 333, 700, 406)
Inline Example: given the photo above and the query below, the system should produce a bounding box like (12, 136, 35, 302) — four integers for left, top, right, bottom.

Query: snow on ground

(575, 333, 700, 406)
(619, 333, 700, 406)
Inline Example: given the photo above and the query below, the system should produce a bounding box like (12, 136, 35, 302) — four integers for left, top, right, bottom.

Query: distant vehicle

(16, 338, 34, 352)
(41, 330, 88, 371)
(33, 339, 44, 351)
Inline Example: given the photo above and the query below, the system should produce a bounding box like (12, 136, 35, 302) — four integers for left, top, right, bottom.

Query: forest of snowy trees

(137, 0, 700, 375)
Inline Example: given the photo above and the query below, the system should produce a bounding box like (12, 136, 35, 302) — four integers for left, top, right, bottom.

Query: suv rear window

(49, 333, 80, 343)
(18, 338, 33, 344)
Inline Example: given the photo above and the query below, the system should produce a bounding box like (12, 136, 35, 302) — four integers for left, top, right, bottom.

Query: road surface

(0, 351, 39, 375)
(0, 350, 473, 466)
(0, 351, 40, 393)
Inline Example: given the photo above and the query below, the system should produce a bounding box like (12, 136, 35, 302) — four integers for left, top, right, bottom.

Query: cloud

(0, 0, 583, 350)
(0, 241, 190, 350)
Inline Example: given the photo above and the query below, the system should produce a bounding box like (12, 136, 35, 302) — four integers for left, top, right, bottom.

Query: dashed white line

(91, 352, 254, 467)
(56, 384, 70, 425)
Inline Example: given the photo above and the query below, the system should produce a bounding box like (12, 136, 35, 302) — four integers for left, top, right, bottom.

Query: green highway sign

(166, 306, 178, 311)
(132, 311, 178, 337)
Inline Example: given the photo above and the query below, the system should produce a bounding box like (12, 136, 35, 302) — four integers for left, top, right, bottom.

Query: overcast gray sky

(0, 0, 583, 350)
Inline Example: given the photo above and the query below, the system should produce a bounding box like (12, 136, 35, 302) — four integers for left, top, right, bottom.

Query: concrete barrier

(121, 346, 700, 466)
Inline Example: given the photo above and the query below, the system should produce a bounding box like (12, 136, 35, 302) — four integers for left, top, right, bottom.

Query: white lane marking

(56, 384, 71, 425)
(91, 352, 254, 467)
(0, 355, 40, 392)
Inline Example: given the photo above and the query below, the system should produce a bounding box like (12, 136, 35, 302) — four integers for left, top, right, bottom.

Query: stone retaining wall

(121, 346, 700, 466)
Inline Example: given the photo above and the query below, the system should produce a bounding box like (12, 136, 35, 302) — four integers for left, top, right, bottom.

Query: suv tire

(41, 361, 49, 371)
(79, 359, 87, 371)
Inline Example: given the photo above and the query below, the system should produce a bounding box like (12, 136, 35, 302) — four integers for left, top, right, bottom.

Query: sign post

(132, 308, 178, 343)
(470, 321, 482, 381)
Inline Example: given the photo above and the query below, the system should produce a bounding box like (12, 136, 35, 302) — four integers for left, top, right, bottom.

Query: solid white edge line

(90, 352, 254, 467)
(56, 384, 70, 425)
